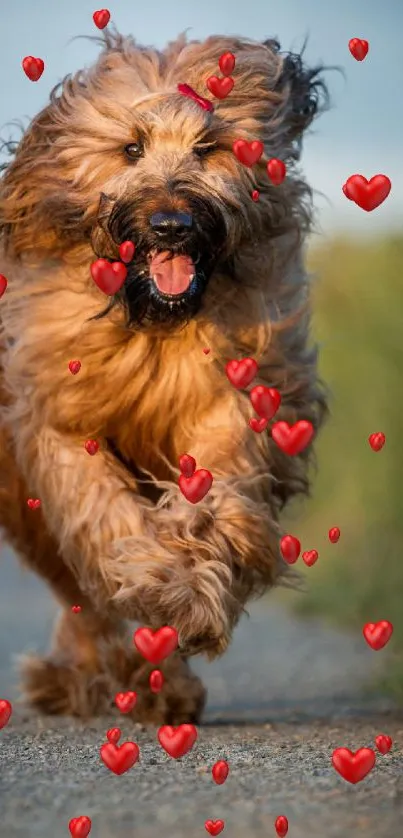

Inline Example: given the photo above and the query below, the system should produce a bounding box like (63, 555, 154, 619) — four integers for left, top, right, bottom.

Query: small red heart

(363, 620, 393, 650)
(149, 669, 164, 693)
(106, 727, 121, 744)
(302, 549, 319, 567)
(218, 52, 235, 76)
(100, 741, 139, 775)
(203, 347, 211, 354)
(328, 527, 340, 543)
(0, 274, 8, 298)
(115, 691, 137, 714)
(233, 139, 264, 167)
(271, 420, 314, 456)
(22, 56, 44, 82)
(157, 724, 198, 758)
(133, 626, 179, 664)
(250, 385, 281, 420)
(275, 815, 289, 837)
(212, 760, 229, 785)
(84, 439, 99, 456)
(348, 38, 369, 61)
(249, 417, 268, 433)
(343, 175, 391, 212)
(179, 469, 213, 504)
(68, 360, 81, 375)
(69, 816, 92, 838)
(205, 821, 225, 836)
(27, 498, 41, 510)
(206, 76, 234, 99)
(251, 190, 260, 201)
(368, 432, 385, 451)
(225, 357, 258, 389)
(90, 258, 127, 295)
(375, 734, 392, 754)
(71, 605, 81, 614)
(179, 454, 196, 478)
(0, 699, 12, 730)
(119, 240, 135, 263)
(267, 158, 286, 185)
(280, 535, 301, 565)
(93, 9, 111, 29)
(332, 747, 375, 784)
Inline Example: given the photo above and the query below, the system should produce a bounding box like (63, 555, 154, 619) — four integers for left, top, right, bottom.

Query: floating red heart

(251, 190, 260, 201)
(69, 816, 92, 837)
(22, 56, 44, 82)
(206, 76, 234, 99)
(27, 498, 41, 510)
(119, 240, 135, 263)
(0, 274, 8, 298)
(302, 549, 318, 567)
(225, 357, 258, 389)
(275, 815, 289, 837)
(203, 347, 211, 355)
(179, 469, 213, 503)
(133, 626, 179, 664)
(84, 439, 99, 456)
(100, 741, 140, 774)
(250, 385, 281, 420)
(332, 747, 375, 784)
(363, 620, 393, 650)
(233, 139, 264, 167)
(149, 669, 164, 693)
(179, 453, 196, 478)
(368, 432, 385, 451)
(348, 38, 369, 61)
(0, 699, 12, 730)
(71, 605, 81, 614)
(115, 691, 137, 714)
(280, 535, 301, 564)
(205, 821, 225, 836)
(106, 727, 121, 745)
(218, 52, 235, 76)
(271, 420, 314, 456)
(90, 258, 127, 295)
(328, 527, 340, 543)
(267, 158, 286, 185)
(212, 759, 229, 785)
(157, 724, 198, 758)
(343, 175, 391, 211)
(68, 360, 81, 375)
(375, 734, 392, 754)
(249, 417, 268, 433)
(93, 9, 111, 29)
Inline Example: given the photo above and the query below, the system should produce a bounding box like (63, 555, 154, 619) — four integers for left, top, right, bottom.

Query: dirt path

(0, 547, 402, 838)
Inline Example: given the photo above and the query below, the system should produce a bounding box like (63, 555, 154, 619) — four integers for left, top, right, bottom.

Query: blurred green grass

(283, 232, 403, 696)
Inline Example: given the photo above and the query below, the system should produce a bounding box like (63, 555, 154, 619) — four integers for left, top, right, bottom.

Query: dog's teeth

(189, 274, 195, 281)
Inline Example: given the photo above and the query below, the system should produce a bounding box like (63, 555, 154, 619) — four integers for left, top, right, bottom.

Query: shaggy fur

(0, 30, 328, 722)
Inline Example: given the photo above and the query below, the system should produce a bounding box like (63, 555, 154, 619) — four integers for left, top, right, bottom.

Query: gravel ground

(1, 547, 402, 838)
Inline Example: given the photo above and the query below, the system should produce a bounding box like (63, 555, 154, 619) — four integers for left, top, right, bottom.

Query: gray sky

(0, 0, 401, 239)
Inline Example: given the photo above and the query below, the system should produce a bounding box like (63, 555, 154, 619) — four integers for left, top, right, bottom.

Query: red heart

(27, 498, 41, 510)
(249, 417, 268, 433)
(106, 727, 121, 744)
(368, 432, 385, 451)
(93, 9, 111, 29)
(275, 815, 289, 837)
(22, 56, 44, 82)
(84, 439, 99, 456)
(149, 669, 164, 693)
(0, 699, 12, 730)
(69, 816, 92, 838)
(225, 357, 258, 389)
(212, 760, 229, 785)
(206, 76, 234, 99)
(157, 724, 198, 758)
(267, 158, 286, 185)
(115, 691, 137, 714)
(271, 420, 314, 456)
(68, 360, 81, 375)
(218, 52, 236, 76)
(119, 240, 135, 263)
(302, 549, 318, 567)
(179, 469, 213, 503)
(328, 527, 340, 543)
(100, 741, 140, 775)
(250, 385, 281, 420)
(203, 347, 211, 355)
(343, 175, 391, 212)
(179, 453, 196, 478)
(233, 139, 264, 167)
(133, 626, 179, 664)
(332, 747, 375, 784)
(90, 258, 127, 295)
(0, 274, 8, 298)
(251, 190, 260, 201)
(71, 605, 82, 614)
(280, 535, 301, 564)
(375, 734, 392, 755)
(205, 821, 225, 836)
(348, 38, 369, 61)
(363, 620, 393, 650)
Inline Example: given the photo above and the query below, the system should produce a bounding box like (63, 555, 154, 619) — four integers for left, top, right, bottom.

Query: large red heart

(0, 274, 8, 298)
(93, 9, 111, 29)
(250, 385, 281, 420)
(233, 139, 264, 167)
(100, 741, 140, 775)
(115, 691, 137, 714)
(0, 699, 12, 730)
(205, 821, 225, 836)
(363, 620, 393, 650)
(133, 626, 178, 664)
(179, 469, 213, 503)
(375, 734, 392, 754)
(212, 760, 229, 785)
(90, 258, 127, 295)
(218, 52, 235, 76)
(69, 816, 92, 837)
(206, 76, 234, 99)
(271, 420, 314, 456)
(22, 56, 44, 82)
(225, 357, 258, 389)
(343, 175, 391, 212)
(348, 38, 369, 61)
(157, 724, 198, 758)
(332, 747, 376, 784)
(280, 535, 301, 564)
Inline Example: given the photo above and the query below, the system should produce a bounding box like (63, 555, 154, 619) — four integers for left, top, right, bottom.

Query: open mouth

(148, 250, 198, 298)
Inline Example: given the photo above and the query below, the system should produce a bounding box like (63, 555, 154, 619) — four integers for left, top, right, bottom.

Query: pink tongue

(150, 251, 195, 295)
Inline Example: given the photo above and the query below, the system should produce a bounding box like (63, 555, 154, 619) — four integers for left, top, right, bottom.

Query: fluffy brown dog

(0, 30, 327, 723)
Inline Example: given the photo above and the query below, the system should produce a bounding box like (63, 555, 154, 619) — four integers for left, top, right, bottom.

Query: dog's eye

(194, 143, 216, 158)
(124, 142, 144, 161)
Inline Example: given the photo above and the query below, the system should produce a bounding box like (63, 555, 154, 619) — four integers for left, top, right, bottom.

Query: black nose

(150, 210, 193, 239)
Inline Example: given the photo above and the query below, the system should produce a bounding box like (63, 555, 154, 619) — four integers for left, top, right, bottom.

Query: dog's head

(0, 31, 327, 327)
